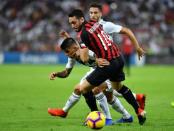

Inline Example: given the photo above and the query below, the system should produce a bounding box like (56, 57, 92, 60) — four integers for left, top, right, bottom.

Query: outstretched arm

(49, 58, 76, 80)
(120, 27, 145, 60)
(59, 30, 70, 39)
(49, 68, 73, 80)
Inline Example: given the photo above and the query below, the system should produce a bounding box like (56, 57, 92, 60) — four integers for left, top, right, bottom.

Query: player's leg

(108, 57, 146, 125)
(48, 84, 81, 117)
(108, 94, 133, 123)
(113, 89, 122, 97)
(113, 90, 146, 110)
(79, 68, 98, 112)
(111, 81, 146, 125)
(92, 86, 112, 125)
(103, 81, 133, 123)
(48, 83, 98, 117)
(82, 90, 98, 112)
(80, 80, 112, 125)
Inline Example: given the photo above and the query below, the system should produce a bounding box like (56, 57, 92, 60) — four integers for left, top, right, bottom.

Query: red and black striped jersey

(79, 20, 120, 61)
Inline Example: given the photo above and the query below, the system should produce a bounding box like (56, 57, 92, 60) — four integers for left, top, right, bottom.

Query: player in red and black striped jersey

(68, 9, 146, 125)
(80, 21, 120, 61)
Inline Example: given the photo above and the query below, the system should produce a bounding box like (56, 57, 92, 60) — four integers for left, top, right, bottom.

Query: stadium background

(0, 0, 174, 64)
(0, 0, 174, 131)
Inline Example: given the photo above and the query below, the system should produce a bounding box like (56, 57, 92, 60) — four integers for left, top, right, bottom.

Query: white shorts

(79, 68, 113, 92)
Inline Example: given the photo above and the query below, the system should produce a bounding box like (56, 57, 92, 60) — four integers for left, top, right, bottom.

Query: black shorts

(86, 56, 125, 86)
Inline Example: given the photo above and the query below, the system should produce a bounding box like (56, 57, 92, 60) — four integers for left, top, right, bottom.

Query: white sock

(95, 92, 112, 120)
(113, 89, 122, 97)
(63, 92, 81, 112)
(109, 96, 131, 119)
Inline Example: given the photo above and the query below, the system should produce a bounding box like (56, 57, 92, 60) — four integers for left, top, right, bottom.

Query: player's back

(81, 20, 120, 61)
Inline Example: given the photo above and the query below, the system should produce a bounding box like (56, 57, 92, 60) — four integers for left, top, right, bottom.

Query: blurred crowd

(0, 0, 174, 55)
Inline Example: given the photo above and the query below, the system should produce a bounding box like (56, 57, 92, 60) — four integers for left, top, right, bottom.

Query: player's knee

(74, 85, 81, 95)
(112, 82, 123, 91)
(105, 92, 113, 103)
(118, 83, 123, 90)
(92, 87, 101, 95)
(79, 86, 87, 94)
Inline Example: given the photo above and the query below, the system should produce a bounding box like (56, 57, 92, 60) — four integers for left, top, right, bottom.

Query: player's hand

(96, 58, 110, 67)
(59, 30, 70, 39)
(136, 47, 145, 60)
(49, 72, 57, 80)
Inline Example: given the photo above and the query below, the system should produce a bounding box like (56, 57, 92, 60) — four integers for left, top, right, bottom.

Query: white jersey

(65, 50, 96, 69)
(99, 19, 122, 34)
(99, 19, 122, 41)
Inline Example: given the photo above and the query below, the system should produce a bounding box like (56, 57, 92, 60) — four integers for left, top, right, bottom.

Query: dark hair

(60, 38, 77, 50)
(89, 3, 102, 11)
(68, 9, 84, 19)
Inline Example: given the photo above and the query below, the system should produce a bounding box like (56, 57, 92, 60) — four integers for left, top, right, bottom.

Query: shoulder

(99, 19, 107, 25)
(80, 26, 90, 38)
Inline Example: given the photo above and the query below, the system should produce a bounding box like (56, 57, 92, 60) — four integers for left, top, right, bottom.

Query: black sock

(83, 91, 98, 111)
(118, 85, 139, 113)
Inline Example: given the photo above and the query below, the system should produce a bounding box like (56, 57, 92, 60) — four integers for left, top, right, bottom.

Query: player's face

(89, 7, 102, 21)
(69, 16, 84, 32)
(64, 43, 80, 59)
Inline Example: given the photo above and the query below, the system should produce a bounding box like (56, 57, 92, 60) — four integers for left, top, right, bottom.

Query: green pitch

(0, 64, 174, 131)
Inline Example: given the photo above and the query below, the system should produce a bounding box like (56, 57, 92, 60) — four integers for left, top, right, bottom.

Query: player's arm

(87, 50, 110, 67)
(49, 58, 75, 80)
(103, 21, 145, 60)
(120, 27, 145, 60)
(79, 48, 89, 63)
(49, 68, 73, 80)
(59, 30, 70, 39)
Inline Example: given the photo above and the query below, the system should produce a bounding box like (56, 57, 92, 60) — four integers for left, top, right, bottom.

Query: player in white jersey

(48, 33, 133, 125)
(89, 3, 146, 112)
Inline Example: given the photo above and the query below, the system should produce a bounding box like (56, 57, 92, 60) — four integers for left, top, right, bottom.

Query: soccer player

(48, 33, 133, 125)
(89, 3, 146, 110)
(67, 9, 146, 125)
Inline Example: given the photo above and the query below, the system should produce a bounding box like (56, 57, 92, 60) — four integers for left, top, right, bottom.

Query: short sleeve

(65, 57, 76, 69)
(103, 21, 122, 34)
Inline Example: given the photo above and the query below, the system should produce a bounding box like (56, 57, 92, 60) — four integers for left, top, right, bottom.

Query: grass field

(0, 64, 174, 131)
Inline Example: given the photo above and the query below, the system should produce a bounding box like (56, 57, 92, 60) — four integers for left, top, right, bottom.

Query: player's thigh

(80, 79, 94, 94)
(92, 82, 109, 95)
(97, 82, 108, 91)
(86, 67, 108, 86)
(110, 81, 123, 91)
(79, 68, 94, 85)
(108, 57, 125, 82)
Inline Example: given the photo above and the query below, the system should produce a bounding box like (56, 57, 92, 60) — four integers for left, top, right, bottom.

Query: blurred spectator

(0, 0, 173, 55)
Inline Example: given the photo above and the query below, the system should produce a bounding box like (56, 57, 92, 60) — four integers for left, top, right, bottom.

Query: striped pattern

(82, 20, 120, 61)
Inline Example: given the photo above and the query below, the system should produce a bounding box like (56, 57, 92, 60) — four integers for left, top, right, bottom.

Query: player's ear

(80, 17, 85, 23)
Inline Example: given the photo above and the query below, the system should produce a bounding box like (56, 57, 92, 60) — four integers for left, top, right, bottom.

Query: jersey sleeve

(103, 21, 122, 34)
(65, 57, 76, 69)
(80, 29, 91, 49)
